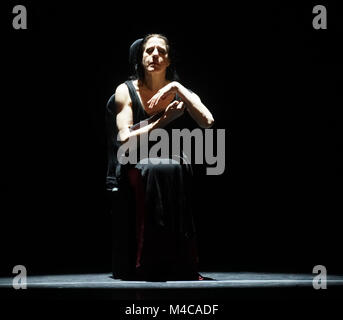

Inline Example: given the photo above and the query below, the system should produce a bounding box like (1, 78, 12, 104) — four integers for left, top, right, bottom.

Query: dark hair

(129, 34, 179, 81)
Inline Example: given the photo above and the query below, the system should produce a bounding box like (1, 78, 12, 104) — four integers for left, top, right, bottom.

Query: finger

(148, 92, 161, 108)
(176, 101, 184, 109)
(171, 100, 179, 107)
(148, 96, 158, 109)
(154, 92, 165, 106)
(147, 96, 153, 104)
(166, 100, 179, 110)
(147, 95, 157, 105)
(147, 99, 154, 109)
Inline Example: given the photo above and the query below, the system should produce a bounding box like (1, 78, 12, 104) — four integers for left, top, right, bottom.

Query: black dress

(110, 80, 200, 280)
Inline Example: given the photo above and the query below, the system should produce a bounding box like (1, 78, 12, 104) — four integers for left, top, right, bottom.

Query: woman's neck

(142, 72, 169, 93)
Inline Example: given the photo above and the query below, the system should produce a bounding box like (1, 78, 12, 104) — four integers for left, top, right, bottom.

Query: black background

(1, 1, 342, 277)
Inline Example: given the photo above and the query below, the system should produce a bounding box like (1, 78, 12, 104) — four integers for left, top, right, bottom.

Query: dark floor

(1, 271, 342, 301)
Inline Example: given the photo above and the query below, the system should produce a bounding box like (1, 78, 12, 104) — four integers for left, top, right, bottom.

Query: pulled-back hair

(130, 33, 179, 82)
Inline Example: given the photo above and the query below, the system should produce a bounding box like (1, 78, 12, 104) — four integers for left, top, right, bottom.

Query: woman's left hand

(147, 82, 180, 109)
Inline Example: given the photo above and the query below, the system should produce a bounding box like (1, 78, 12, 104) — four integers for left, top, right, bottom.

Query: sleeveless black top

(105, 80, 193, 190)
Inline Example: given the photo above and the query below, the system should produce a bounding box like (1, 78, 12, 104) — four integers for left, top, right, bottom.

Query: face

(142, 37, 170, 74)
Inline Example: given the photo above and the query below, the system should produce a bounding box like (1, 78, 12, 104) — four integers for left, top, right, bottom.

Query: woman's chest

(138, 89, 175, 115)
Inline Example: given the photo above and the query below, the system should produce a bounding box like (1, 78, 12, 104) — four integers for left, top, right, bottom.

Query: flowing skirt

(125, 158, 200, 280)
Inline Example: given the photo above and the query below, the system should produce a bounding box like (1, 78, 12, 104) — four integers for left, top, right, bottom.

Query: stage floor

(1, 272, 342, 300)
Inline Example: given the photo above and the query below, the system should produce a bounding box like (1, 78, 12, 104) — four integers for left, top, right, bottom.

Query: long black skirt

(124, 158, 200, 280)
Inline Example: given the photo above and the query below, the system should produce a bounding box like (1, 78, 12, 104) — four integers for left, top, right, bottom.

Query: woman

(114, 34, 214, 280)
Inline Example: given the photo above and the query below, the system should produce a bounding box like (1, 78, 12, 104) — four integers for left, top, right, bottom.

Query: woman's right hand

(163, 100, 185, 123)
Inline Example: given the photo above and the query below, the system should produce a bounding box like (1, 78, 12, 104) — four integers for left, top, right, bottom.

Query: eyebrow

(145, 45, 167, 51)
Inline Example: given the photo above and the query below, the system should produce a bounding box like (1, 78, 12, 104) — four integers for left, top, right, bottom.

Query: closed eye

(145, 46, 167, 55)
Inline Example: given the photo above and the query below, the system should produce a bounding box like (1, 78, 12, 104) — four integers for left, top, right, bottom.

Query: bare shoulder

(115, 82, 130, 104)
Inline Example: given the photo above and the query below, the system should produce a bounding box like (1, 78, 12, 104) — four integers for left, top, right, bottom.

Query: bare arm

(147, 81, 215, 128)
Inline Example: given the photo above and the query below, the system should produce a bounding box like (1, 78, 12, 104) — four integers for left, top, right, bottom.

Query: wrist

(172, 81, 181, 93)
(172, 81, 186, 99)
